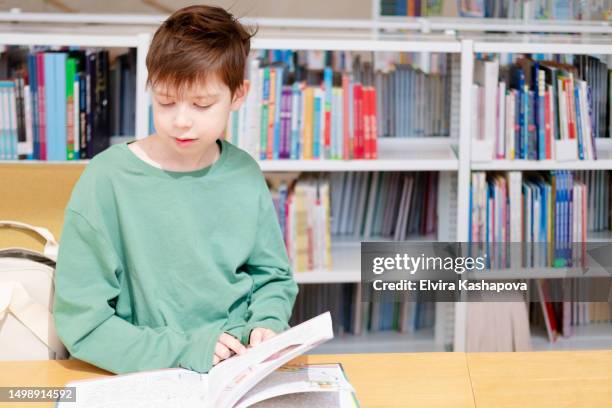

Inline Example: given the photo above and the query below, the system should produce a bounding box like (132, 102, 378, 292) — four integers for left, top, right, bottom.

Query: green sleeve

(53, 210, 222, 374)
(242, 179, 299, 345)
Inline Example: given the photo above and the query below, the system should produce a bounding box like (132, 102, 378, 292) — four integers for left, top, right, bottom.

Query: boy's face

(151, 74, 248, 156)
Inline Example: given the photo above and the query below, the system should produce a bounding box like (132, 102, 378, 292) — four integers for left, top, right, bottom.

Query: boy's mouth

(174, 137, 197, 147)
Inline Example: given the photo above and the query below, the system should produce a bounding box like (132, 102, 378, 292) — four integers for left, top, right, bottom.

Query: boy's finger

(262, 329, 276, 341)
(212, 354, 220, 366)
(215, 342, 232, 359)
(249, 329, 263, 347)
(220, 333, 246, 355)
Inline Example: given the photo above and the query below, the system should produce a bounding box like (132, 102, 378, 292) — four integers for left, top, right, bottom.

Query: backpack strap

(0, 221, 58, 262)
(0, 281, 67, 359)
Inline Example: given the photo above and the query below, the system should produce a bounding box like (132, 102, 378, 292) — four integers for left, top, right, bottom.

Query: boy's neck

(131, 135, 221, 172)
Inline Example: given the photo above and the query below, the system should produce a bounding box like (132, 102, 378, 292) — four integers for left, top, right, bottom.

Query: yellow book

(303, 88, 314, 160)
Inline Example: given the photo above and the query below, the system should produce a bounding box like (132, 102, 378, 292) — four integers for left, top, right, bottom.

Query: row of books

(379, 0, 443, 16)
(268, 171, 438, 272)
(227, 56, 381, 161)
(289, 283, 435, 336)
(226, 51, 452, 161)
(472, 55, 610, 161)
(470, 171, 587, 268)
(0, 47, 136, 161)
(329, 171, 438, 240)
(532, 279, 612, 343)
(374, 61, 451, 138)
(577, 170, 611, 232)
(458, 0, 608, 20)
(270, 175, 332, 273)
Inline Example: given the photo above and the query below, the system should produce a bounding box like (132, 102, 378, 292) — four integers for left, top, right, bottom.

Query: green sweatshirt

(53, 139, 298, 374)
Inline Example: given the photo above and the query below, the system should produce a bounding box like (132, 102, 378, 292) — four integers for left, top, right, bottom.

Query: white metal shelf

(531, 324, 612, 351)
(473, 38, 612, 55)
(257, 137, 458, 172)
(294, 234, 439, 283)
(252, 37, 460, 52)
(0, 32, 142, 47)
(3, 11, 612, 35)
(471, 159, 612, 171)
(472, 140, 612, 171)
(377, 16, 612, 34)
(307, 328, 444, 354)
(259, 158, 457, 172)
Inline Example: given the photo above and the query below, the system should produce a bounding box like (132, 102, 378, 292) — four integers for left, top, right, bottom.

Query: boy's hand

(212, 332, 246, 366)
(249, 327, 277, 348)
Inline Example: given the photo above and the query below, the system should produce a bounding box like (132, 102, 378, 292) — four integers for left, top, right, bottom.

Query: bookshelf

(456, 36, 612, 352)
(2, 17, 612, 354)
(0, 31, 151, 151)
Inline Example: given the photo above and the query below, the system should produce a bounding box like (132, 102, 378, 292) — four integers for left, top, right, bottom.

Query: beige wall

(0, 0, 372, 19)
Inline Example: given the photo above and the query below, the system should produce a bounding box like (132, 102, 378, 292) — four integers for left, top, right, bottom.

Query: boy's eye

(194, 104, 212, 110)
(159, 101, 174, 106)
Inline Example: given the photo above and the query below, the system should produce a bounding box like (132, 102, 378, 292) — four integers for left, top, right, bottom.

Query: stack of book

(270, 175, 332, 273)
(470, 170, 587, 268)
(458, 0, 608, 20)
(471, 55, 610, 161)
(330, 171, 438, 240)
(531, 279, 612, 343)
(290, 283, 435, 336)
(0, 46, 136, 161)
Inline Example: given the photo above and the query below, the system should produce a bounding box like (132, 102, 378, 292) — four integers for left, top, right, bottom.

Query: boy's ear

(230, 80, 250, 111)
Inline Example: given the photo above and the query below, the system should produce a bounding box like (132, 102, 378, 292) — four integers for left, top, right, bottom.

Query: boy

(53, 5, 298, 374)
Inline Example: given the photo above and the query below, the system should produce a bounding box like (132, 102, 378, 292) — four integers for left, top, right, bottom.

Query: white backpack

(0, 221, 68, 360)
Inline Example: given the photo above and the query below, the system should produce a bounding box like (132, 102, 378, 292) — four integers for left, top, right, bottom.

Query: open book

(56, 312, 359, 408)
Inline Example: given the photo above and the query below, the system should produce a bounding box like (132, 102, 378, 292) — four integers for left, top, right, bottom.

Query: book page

(234, 364, 355, 408)
(248, 390, 359, 408)
(208, 312, 333, 408)
(56, 368, 208, 408)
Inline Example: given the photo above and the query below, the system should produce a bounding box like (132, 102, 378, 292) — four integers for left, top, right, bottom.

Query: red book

(564, 79, 576, 140)
(363, 87, 371, 159)
(36, 52, 46, 161)
(369, 87, 378, 159)
(324, 95, 331, 160)
(353, 83, 364, 159)
(544, 89, 552, 159)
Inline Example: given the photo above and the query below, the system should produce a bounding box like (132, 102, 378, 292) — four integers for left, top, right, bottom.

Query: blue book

(553, 171, 561, 266)
(27, 55, 39, 160)
(272, 66, 283, 160)
(0, 82, 13, 160)
(9, 84, 17, 160)
(574, 86, 584, 160)
(535, 66, 546, 160)
(313, 91, 321, 159)
(44, 53, 55, 162)
(518, 71, 527, 159)
(527, 91, 537, 160)
(292, 83, 301, 159)
(567, 172, 574, 266)
(260, 67, 270, 160)
(560, 171, 567, 266)
(55, 53, 67, 161)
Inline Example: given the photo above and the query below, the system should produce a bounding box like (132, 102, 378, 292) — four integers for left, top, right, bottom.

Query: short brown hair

(146, 5, 255, 96)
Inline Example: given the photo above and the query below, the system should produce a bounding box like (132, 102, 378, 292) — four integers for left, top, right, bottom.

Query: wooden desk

(467, 350, 612, 408)
(1, 351, 611, 407)
(0, 353, 474, 408)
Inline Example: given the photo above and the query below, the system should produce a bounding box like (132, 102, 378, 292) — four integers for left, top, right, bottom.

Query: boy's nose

(173, 106, 193, 128)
